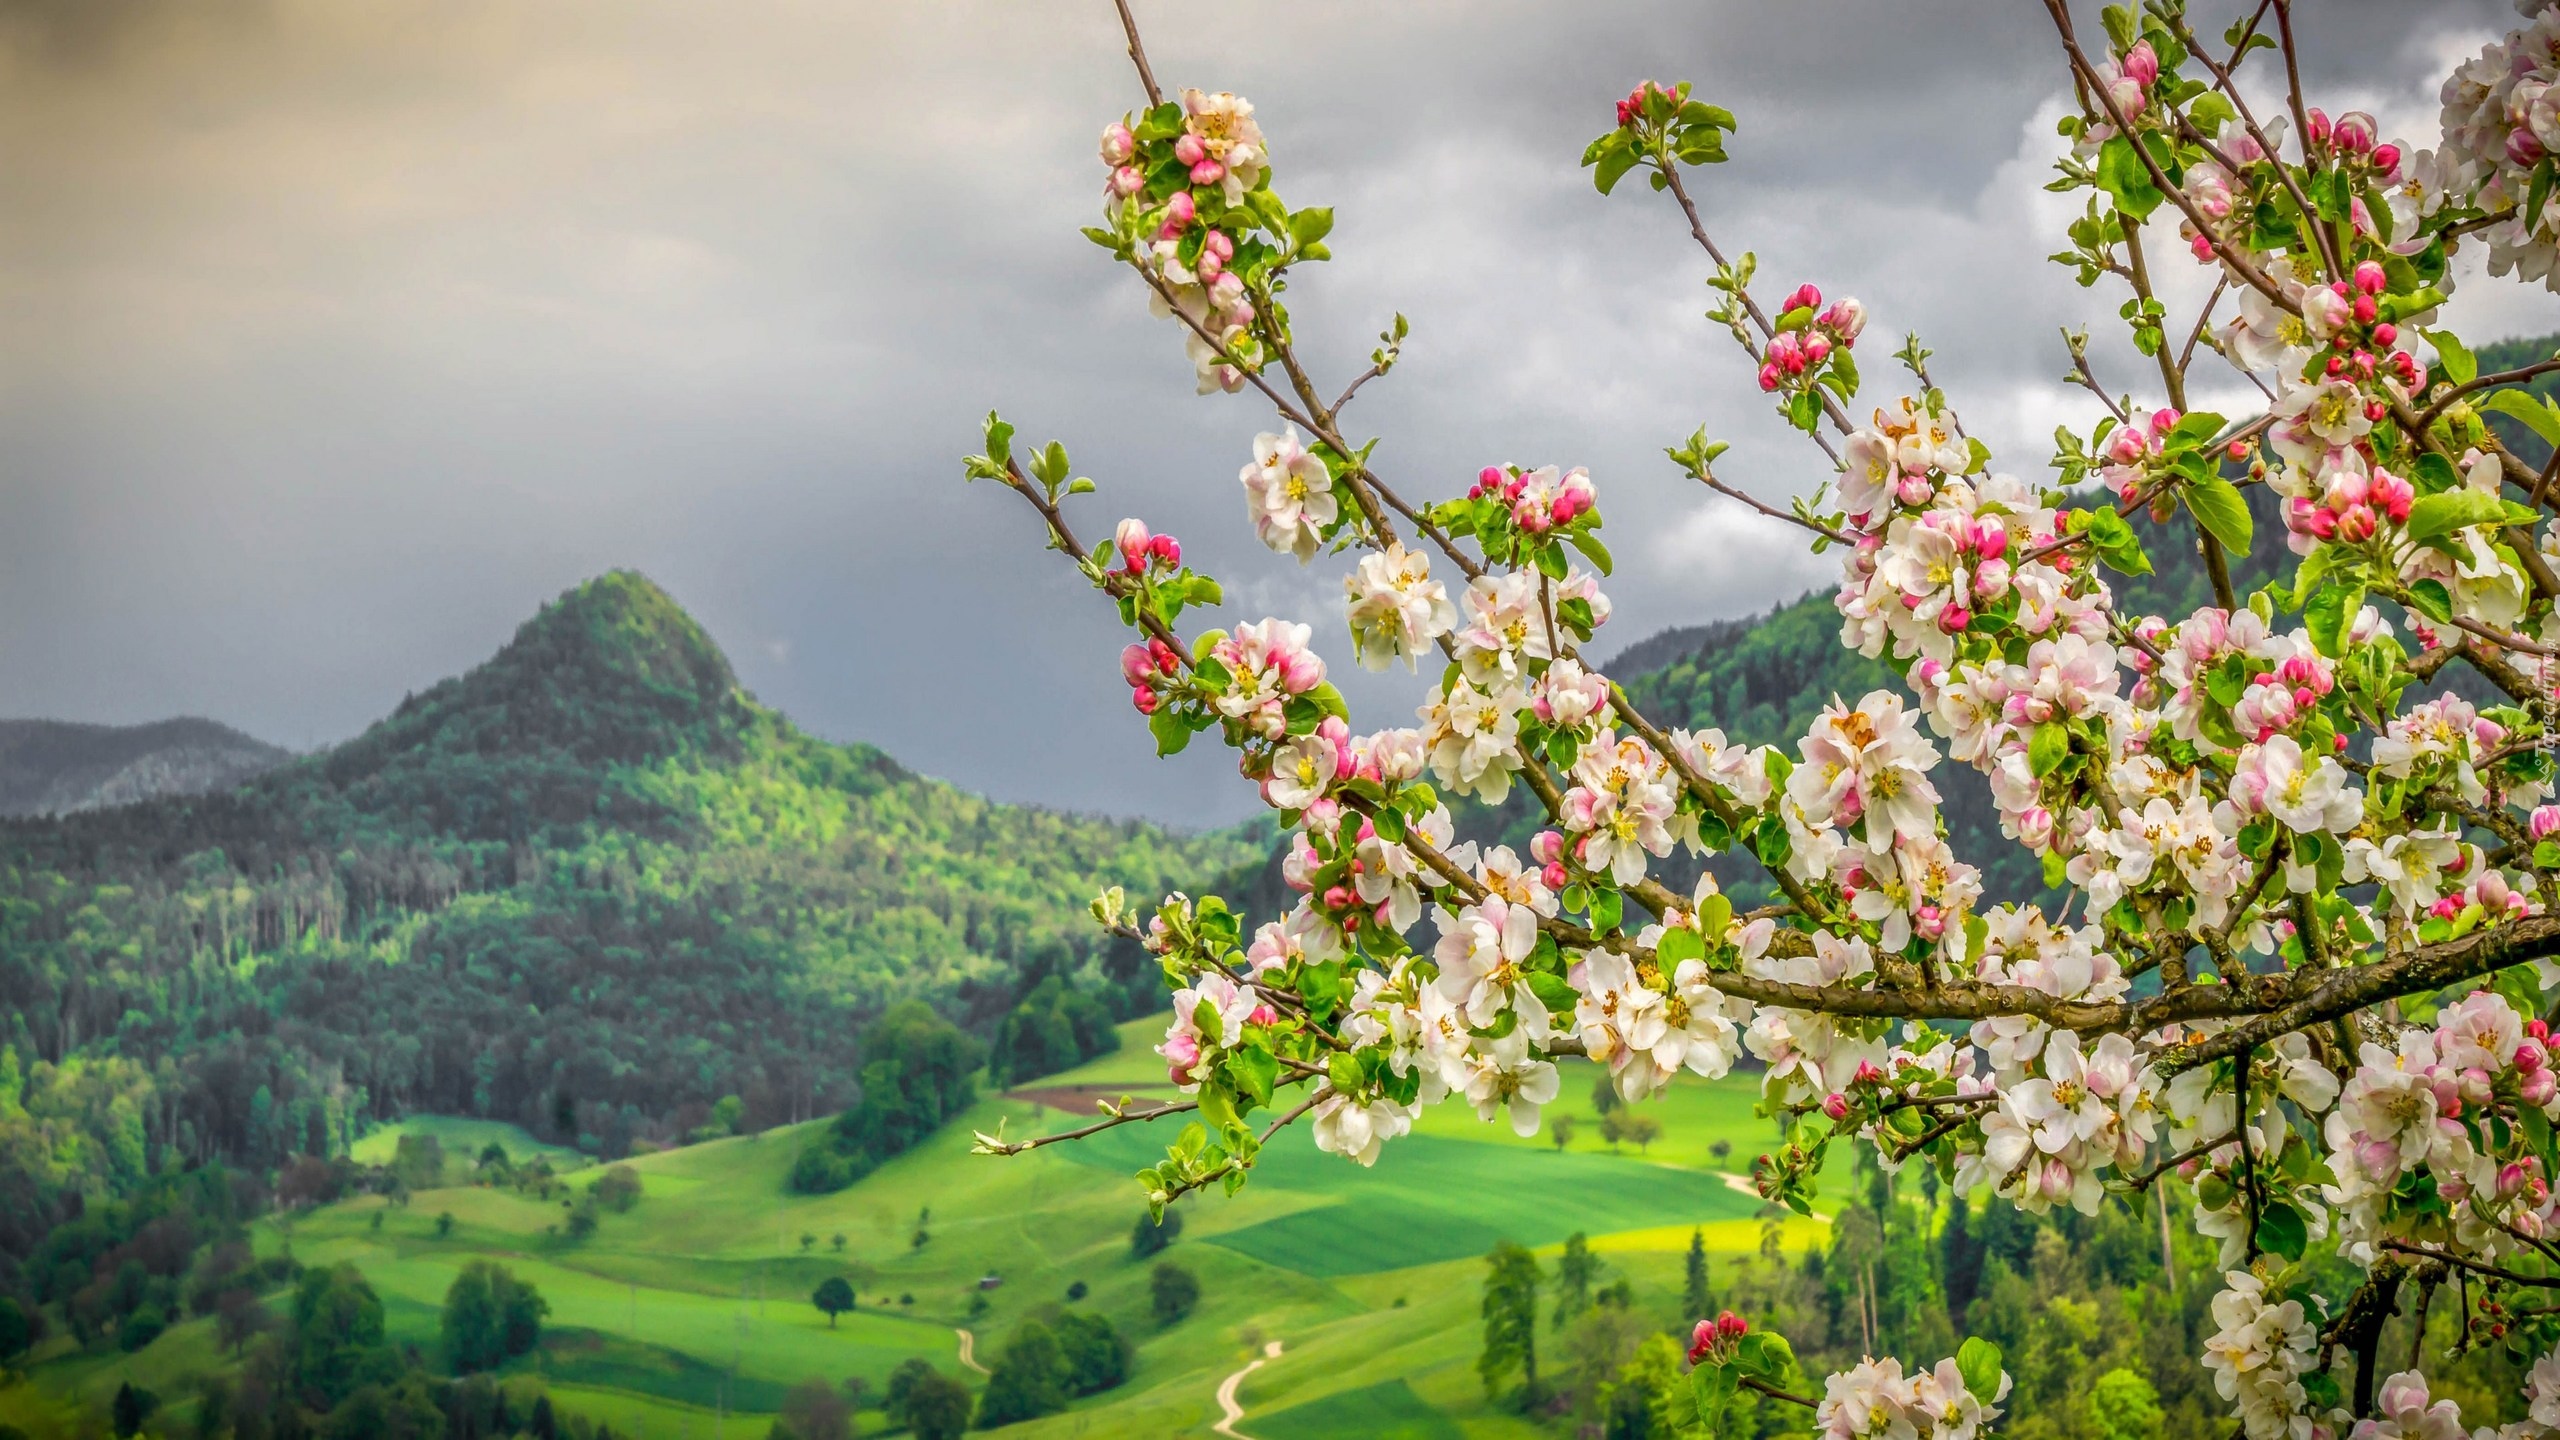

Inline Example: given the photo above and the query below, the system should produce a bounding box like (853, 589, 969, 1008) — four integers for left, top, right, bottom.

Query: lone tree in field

(1478, 1242, 1543, 1407)
(811, 1276, 856, 1329)
(964, 0, 2560, 1433)
(440, 1261, 547, 1373)
(1148, 1261, 1199, 1326)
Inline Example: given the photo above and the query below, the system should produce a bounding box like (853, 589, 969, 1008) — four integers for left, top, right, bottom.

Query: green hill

(0, 572, 1257, 1256)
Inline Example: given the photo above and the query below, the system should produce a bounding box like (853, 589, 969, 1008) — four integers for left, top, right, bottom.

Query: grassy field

(348, 1115, 593, 1173)
(15, 1018, 1826, 1438)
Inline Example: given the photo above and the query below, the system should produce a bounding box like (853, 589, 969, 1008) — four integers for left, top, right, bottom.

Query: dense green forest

(1481, 1144, 2543, 1440)
(0, 572, 1257, 1266)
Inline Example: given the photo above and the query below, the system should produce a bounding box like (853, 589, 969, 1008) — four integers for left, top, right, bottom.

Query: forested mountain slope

(0, 572, 1255, 1256)
(0, 718, 290, 818)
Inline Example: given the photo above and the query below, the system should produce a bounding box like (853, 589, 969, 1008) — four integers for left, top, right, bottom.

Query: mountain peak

(507, 570, 734, 695)
(324, 571, 753, 789)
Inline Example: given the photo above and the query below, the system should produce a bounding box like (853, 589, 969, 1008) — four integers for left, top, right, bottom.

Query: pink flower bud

(2018, 806, 2055, 851)
(1973, 518, 2009, 560)
(1531, 830, 1564, 865)
(2372, 142, 2402, 176)
(2306, 107, 2332, 146)
(1896, 472, 1935, 508)
(1937, 604, 1972, 636)
(1767, 330, 1806, 373)
(1190, 158, 1226, 186)
(1322, 884, 1354, 913)
(1802, 332, 1833, 367)
(1162, 1030, 1200, 1084)
(1131, 684, 1158, 715)
(1115, 519, 1153, 569)
(1542, 862, 1570, 892)
(2514, 128, 2549, 168)
(1716, 1310, 1748, 1339)
(1122, 642, 1158, 687)
(1821, 1093, 1850, 1121)
(2353, 294, 2378, 325)
(1173, 134, 1205, 166)
(2120, 40, 2159, 88)
(1100, 122, 1137, 167)
(1164, 191, 1197, 229)
(2519, 1038, 2548, 1073)
(1757, 362, 1784, 392)
(1818, 298, 1868, 343)
(1110, 165, 1146, 197)
(1248, 1003, 1278, 1027)
(2353, 260, 2387, 297)
(1688, 1320, 1716, 1363)
(2528, 1068, 2559, 1108)
(1782, 283, 1822, 314)
(1150, 533, 1183, 568)
(2332, 111, 2377, 155)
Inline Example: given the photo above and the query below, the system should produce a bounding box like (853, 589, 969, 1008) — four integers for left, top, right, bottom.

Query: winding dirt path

(1213, 1340, 1284, 1439)
(956, 1326, 990, 1375)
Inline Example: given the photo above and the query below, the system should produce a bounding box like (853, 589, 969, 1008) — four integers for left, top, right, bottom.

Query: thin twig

(1110, 0, 1162, 108)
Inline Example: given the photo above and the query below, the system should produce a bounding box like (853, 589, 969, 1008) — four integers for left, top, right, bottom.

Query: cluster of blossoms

(2323, 990, 2560, 1261)
(1812, 1353, 2011, 1440)
(2441, 5, 2560, 289)
(1756, 282, 1870, 395)
(963, 5, 2560, 1434)
(2201, 1271, 2321, 1440)
(1099, 89, 1270, 393)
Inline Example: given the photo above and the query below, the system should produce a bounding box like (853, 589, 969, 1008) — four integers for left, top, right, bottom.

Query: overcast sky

(2, 0, 2550, 828)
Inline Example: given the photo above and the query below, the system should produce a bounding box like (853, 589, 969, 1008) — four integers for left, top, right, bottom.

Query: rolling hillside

(2, 1017, 1828, 1439)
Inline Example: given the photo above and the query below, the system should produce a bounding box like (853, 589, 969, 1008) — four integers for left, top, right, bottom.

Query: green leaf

(1196, 1079, 1238, 1133)
(2256, 1202, 2308, 1262)
(1592, 142, 1641, 196)
(2185, 475, 2253, 555)
(2482, 389, 2560, 448)
(1733, 1331, 1796, 1381)
(2405, 578, 2453, 624)
(1533, 541, 1569, 581)
(1547, 729, 1581, 770)
(2425, 328, 2477, 387)
(2304, 582, 2363, 658)
(2406, 489, 2510, 546)
(2029, 720, 2071, 778)
(2096, 135, 2164, 220)
(1149, 705, 1194, 757)
(1752, 818, 1791, 869)
(1956, 1337, 2003, 1399)
(1568, 531, 1614, 577)
(1228, 1046, 1278, 1109)
(1288, 207, 1335, 251)
(983, 412, 1015, 468)
(1691, 1362, 1738, 1429)
(2412, 452, 2461, 495)
(1654, 926, 1706, 968)
(2167, 411, 2226, 446)
(1787, 389, 1822, 432)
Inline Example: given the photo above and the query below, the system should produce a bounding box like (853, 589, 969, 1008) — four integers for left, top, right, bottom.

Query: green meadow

(9, 1018, 1824, 1438)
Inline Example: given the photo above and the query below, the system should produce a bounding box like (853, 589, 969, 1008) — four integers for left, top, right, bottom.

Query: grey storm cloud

(0, 0, 2550, 827)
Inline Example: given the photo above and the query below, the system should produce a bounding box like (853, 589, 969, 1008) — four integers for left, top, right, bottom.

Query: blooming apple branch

(949, 0, 2560, 1431)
